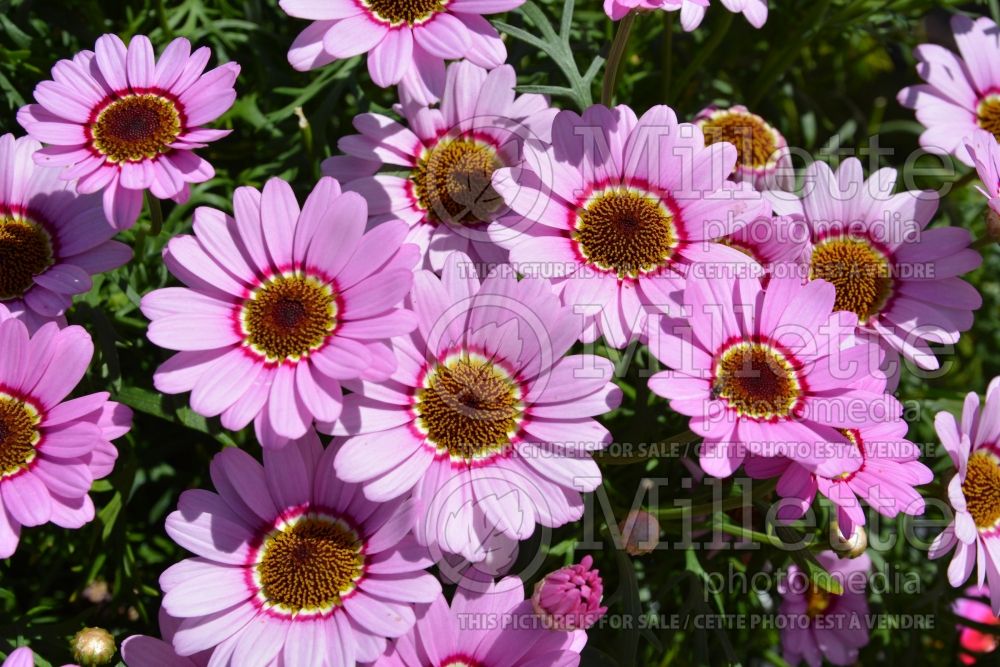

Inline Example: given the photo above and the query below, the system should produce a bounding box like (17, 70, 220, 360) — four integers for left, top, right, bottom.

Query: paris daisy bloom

(779, 551, 871, 667)
(491, 104, 769, 349)
(0, 313, 131, 558)
(603, 0, 767, 30)
(140, 176, 418, 448)
(898, 15, 1000, 166)
(374, 576, 586, 666)
(17, 34, 239, 229)
(160, 433, 440, 666)
(695, 104, 792, 190)
(931, 377, 1000, 614)
(327, 252, 621, 562)
(0, 134, 131, 331)
(955, 587, 1000, 665)
(279, 0, 519, 105)
(647, 269, 900, 479)
(323, 61, 556, 271)
(966, 128, 1000, 216)
(531, 555, 608, 631)
(766, 157, 981, 373)
(744, 419, 932, 538)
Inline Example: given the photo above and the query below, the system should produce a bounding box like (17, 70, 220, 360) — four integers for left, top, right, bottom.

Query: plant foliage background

(1, 0, 999, 664)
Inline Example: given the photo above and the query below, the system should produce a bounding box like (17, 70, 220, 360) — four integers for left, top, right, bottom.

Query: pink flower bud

(619, 509, 660, 556)
(531, 556, 608, 631)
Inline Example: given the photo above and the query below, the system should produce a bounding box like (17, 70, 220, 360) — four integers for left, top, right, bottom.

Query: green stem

(672, 11, 733, 104)
(146, 193, 163, 236)
(601, 11, 637, 106)
(657, 479, 776, 519)
(972, 234, 997, 251)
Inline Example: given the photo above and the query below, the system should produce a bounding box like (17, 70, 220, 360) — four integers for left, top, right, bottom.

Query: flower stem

(601, 11, 637, 107)
(146, 193, 163, 236)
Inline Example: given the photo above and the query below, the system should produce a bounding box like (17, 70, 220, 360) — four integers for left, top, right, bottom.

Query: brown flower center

(256, 515, 364, 614)
(977, 95, 1000, 142)
(809, 235, 894, 323)
(0, 216, 55, 300)
(240, 273, 337, 363)
(573, 188, 678, 279)
(0, 394, 41, 477)
(712, 341, 801, 420)
(962, 452, 1000, 531)
(91, 93, 181, 163)
(412, 138, 503, 225)
(363, 0, 447, 25)
(415, 355, 522, 461)
(700, 109, 780, 170)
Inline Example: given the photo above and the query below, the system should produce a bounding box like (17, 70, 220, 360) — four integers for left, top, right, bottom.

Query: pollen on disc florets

(0, 216, 55, 300)
(415, 354, 523, 462)
(711, 341, 802, 420)
(573, 187, 678, 280)
(962, 451, 1000, 531)
(412, 138, 504, 225)
(240, 273, 338, 363)
(978, 94, 1000, 142)
(809, 235, 894, 323)
(0, 393, 41, 478)
(90, 93, 182, 163)
(363, 0, 447, 25)
(255, 513, 365, 615)
(701, 109, 781, 170)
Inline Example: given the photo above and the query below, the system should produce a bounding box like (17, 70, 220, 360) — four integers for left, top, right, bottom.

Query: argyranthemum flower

(898, 15, 1000, 166)
(140, 176, 418, 448)
(374, 576, 586, 666)
(161, 433, 440, 666)
(966, 128, 1000, 215)
(0, 133, 131, 331)
(647, 270, 899, 479)
(323, 61, 555, 271)
(17, 34, 239, 229)
(0, 314, 131, 558)
(766, 157, 981, 373)
(745, 419, 932, 538)
(603, 0, 767, 30)
(779, 551, 871, 666)
(279, 0, 518, 104)
(955, 587, 1000, 665)
(491, 104, 769, 349)
(695, 104, 792, 190)
(931, 377, 1000, 614)
(326, 252, 621, 562)
(531, 556, 607, 631)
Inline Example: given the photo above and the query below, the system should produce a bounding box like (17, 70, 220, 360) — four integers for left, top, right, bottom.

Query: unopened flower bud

(830, 522, 868, 559)
(531, 556, 608, 631)
(619, 509, 660, 556)
(986, 205, 1000, 243)
(71, 627, 116, 666)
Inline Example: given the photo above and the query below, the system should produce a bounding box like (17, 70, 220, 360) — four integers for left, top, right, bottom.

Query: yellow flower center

(700, 109, 780, 170)
(712, 341, 802, 420)
(91, 93, 182, 163)
(240, 273, 337, 363)
(412, 138, 504, 225)
(0, 216, 54, 300)
(963, 452, 1000, 531)
(0, 394, 41, 478)
(363, 0, 447, 25)
(809, 235, 894, 323)
(977, 94, 1000, 142)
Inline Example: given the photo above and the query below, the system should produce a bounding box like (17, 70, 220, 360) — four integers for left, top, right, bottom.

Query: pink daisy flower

(766, 158, 982, 373)
(744, 419, 932, 538)
(966, 128, 1000, 215)
(695, 104, 792, 190)
(898, 15, 1000, 167)
(0, 311, 131, 558)
(603, 0, 767, 30)
(323, 61, 556, 271)
(779, 551, 871, 667)
(326, 252, 621, 562)
(140, 176, 418, 448)
(374, 576, 586, 666)
(491, 104, 769, 349)
(647, 269, 900, 479)
(160, 432, 440, 666)
(955, 587, 1000, 665)
(0, 133, 131, 331)
(122, 608, 209, 667)
(931, 377, 1000, 615)
(279, 0, 519, 105)
(17, 34, 239, 230)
